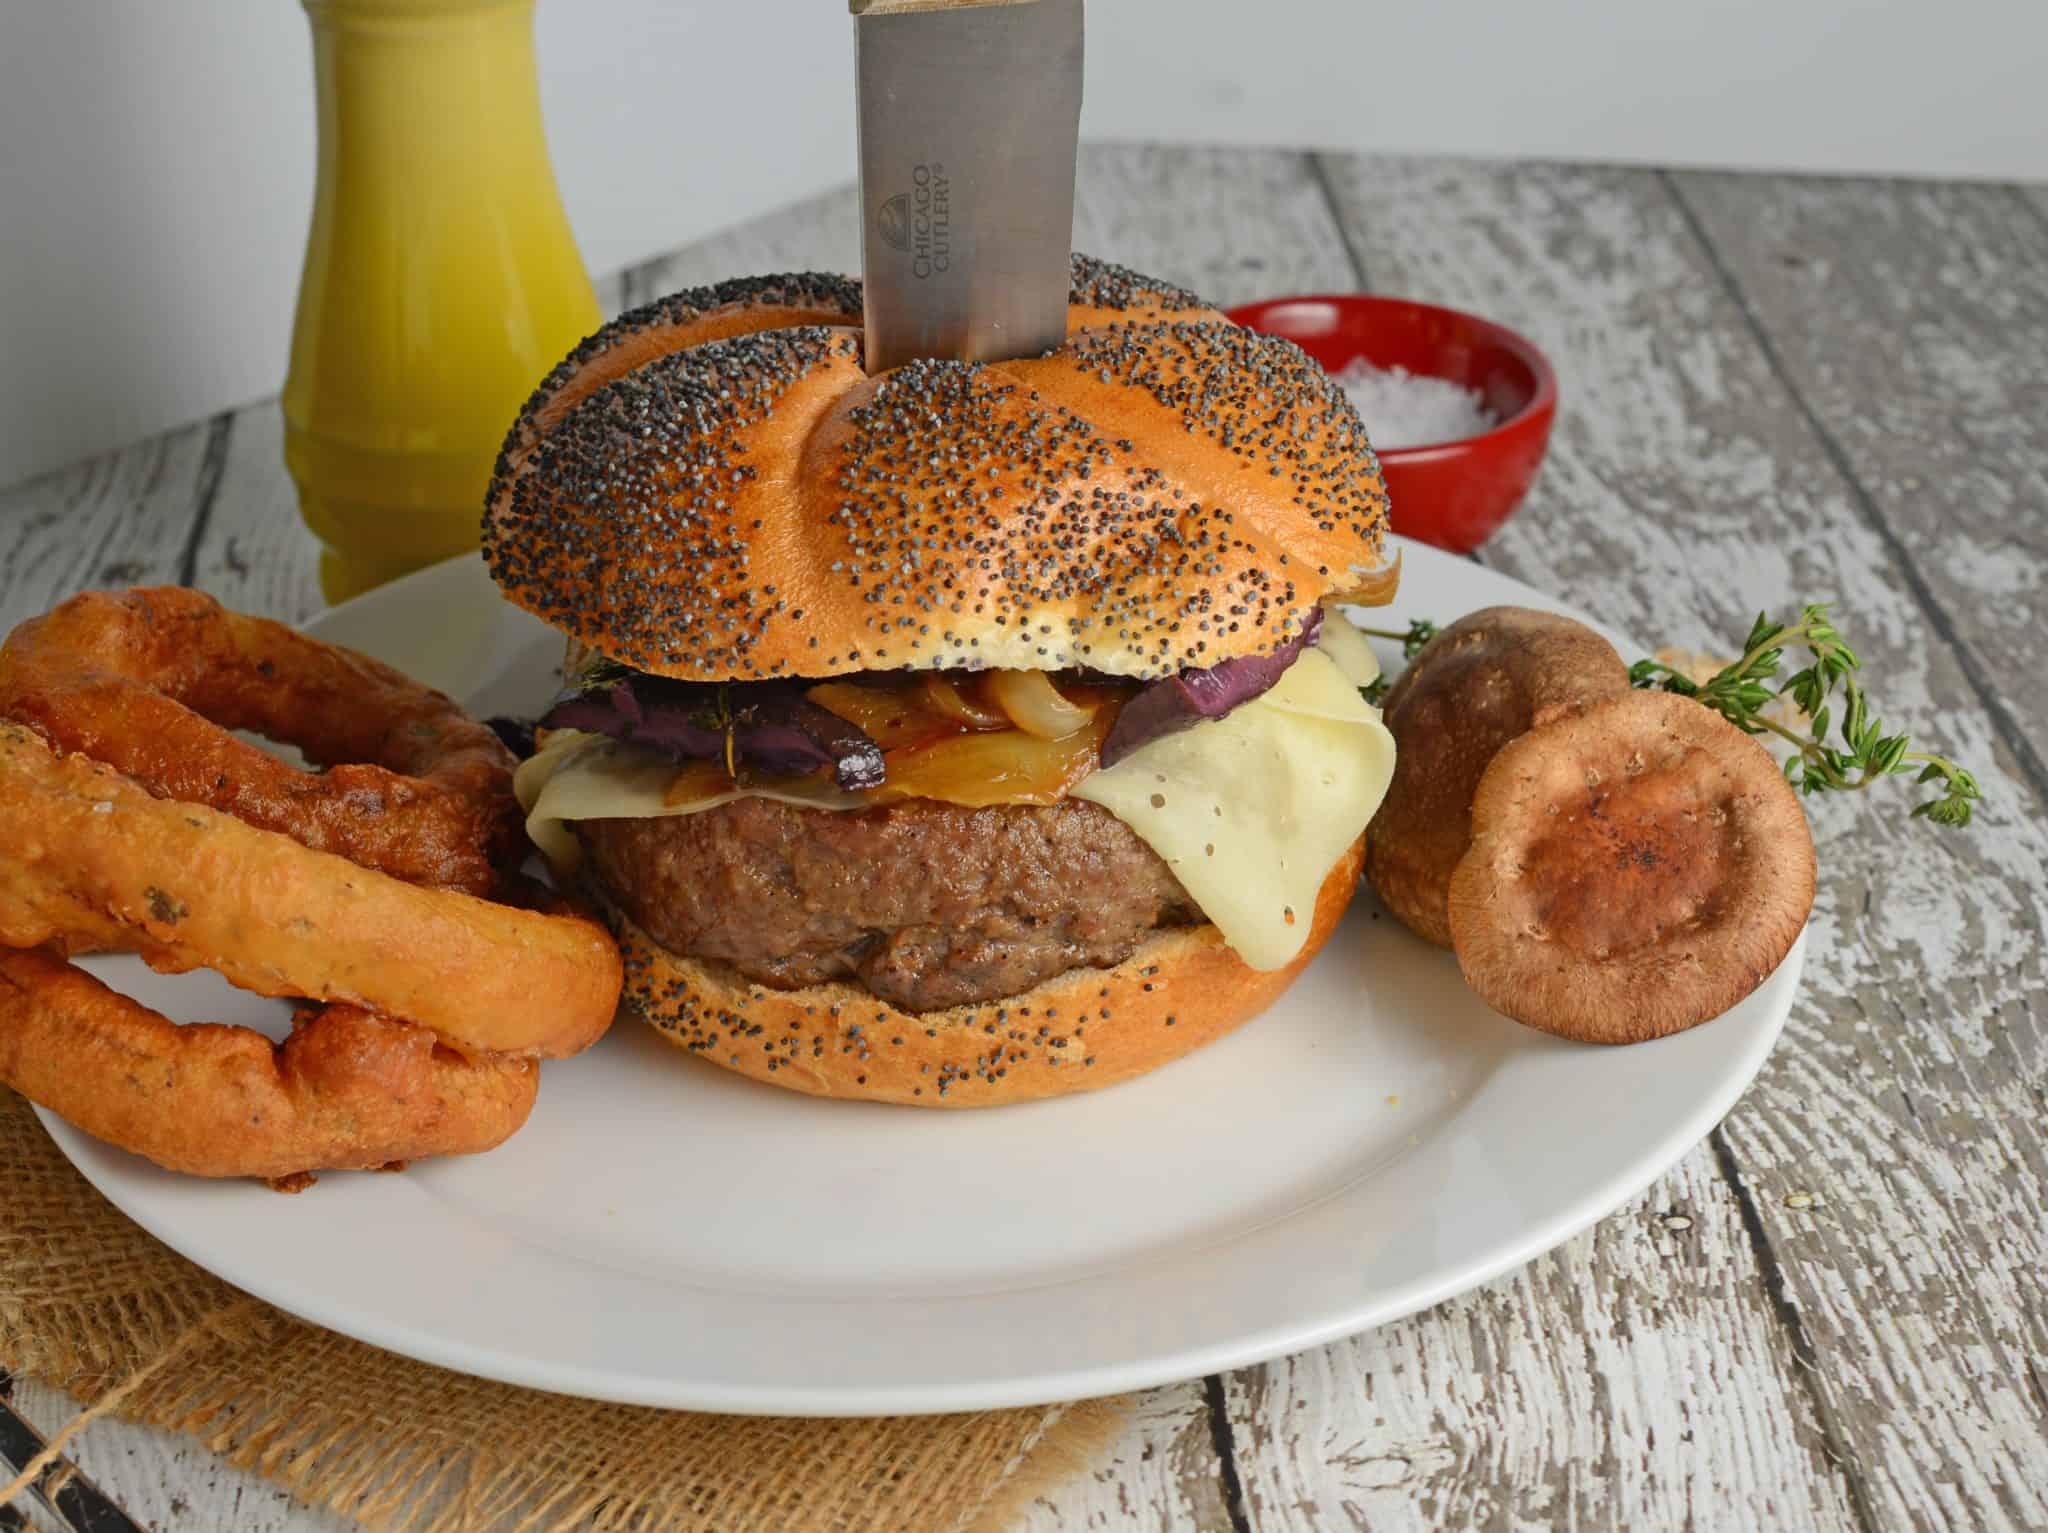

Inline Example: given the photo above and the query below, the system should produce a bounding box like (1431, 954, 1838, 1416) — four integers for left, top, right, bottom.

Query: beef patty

(577, 797, 1198, 1012)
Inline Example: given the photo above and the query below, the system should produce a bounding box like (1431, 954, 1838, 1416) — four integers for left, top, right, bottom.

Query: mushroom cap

(1446, 689, 1816, 1044)
(1365, 606, 1629, 946)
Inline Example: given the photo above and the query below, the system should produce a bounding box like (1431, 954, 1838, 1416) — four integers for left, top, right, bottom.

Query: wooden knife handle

(851, 0, 1039, 15)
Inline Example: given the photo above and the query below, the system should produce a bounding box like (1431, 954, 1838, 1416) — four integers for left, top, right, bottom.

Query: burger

(483, 255, 1399, 1106)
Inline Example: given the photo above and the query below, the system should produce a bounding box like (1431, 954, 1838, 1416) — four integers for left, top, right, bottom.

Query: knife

(852, 0, 1083, 374)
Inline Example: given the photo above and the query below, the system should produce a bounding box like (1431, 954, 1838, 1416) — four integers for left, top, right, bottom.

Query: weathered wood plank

(621, 142, 1362, 316)
(1081, 146, 1858, 1532)
(9, 1377, 336, 1533)
(181, 398, 323, 623)
(1668, 171, 2048, 792)
(1072, 143, 1360, 305)
(620, 186, 857, 305)
(0, 416, 227, 634)
(1016, 1382, 1235, 1533)
(1229, 1149, 1860, 1529)
(1316, 150, 2048, 1533)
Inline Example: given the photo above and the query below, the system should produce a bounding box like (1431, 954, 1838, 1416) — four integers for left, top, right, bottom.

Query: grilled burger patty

(577, 796, 1198, 1013)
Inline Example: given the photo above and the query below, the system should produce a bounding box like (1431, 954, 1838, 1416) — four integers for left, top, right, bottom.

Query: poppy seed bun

(1061, 252, 1223, 332)
(498, 271, 866, 491)
(597, 837, 1362, 1106)
(485, 270, 1395, 683)
(493, 256, 1221, 508)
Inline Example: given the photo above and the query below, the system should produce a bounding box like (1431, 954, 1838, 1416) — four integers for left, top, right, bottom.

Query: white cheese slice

(1073, 646, 1394, 971)
(514, 730, 862, 872)
(1314, 609, 1382, 689)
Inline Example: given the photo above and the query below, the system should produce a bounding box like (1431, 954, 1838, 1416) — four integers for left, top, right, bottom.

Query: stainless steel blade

(854, 0, 1082, 373)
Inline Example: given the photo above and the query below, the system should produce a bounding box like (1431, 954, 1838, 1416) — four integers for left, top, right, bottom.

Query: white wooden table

(4, 145, 2044, 1532)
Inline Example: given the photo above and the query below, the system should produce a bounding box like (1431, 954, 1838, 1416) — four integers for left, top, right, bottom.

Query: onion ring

(0, 723, 620, 1060)
(0, 947, 537, 1182)
(0, 587, 518, 896)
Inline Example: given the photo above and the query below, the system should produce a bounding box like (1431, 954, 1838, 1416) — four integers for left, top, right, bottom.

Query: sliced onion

(986, 669, 1098, 739)
(806, 681, 964, 752)
(918, 672, 1008, 729)
(872, 712, 1113, 806)
(1100, 608, 1323, 768)
(539, 674, 885, 790)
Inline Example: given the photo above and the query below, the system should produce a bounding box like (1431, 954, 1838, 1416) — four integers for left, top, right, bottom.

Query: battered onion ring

(0, 724, 620, 1060)
(0, 948, 537, 1181)
(0, 587, 518, 896)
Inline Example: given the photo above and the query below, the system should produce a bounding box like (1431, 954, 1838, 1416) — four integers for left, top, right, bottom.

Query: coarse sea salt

(1334, 358, 1499, 450)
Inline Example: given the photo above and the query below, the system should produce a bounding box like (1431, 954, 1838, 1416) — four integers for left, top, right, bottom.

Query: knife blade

(852, 0, 1083, 374)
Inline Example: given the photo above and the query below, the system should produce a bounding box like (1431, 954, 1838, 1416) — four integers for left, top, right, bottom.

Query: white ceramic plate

(42, 539, 1799, 1416)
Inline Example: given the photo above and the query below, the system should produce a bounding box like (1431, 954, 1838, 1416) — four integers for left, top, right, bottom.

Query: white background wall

(3, 0, 2043, 487)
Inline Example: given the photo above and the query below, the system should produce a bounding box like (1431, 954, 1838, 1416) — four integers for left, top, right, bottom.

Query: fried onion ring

(0, 724, 620, 1060)
(0, 587, 518, 896)
(0, 947, 537, 1181)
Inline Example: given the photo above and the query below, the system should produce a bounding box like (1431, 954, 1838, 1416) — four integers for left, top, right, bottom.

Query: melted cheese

(1073, 644, 1393, 970)
(515, 616, 1396, 971)
(514, 731, 862, 871)
(1313, 609, 1382, 689)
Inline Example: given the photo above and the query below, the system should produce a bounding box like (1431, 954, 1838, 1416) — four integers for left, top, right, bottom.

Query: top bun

(484, 257, 1396, 682)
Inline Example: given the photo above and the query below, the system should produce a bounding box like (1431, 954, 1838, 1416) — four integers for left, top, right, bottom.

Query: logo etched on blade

(878, 193, 911, 252)
(875, 166, 951, 279)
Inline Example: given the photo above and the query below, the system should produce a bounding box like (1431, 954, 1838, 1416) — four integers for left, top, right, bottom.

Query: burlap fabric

(0, 1089, 1126, 1531)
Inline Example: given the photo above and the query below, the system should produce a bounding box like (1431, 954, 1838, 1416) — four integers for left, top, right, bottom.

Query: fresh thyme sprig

(1356, 604, 1982, 827)
(1359, 618, 1441, 659)
(1628, 604, 1980, 826)
(1355, 619, 1437, 704)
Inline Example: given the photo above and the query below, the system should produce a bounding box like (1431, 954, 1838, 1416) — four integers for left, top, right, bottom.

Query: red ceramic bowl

(1227, 294, 1557, 554)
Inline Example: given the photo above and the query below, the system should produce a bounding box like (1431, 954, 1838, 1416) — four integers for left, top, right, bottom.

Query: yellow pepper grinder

(283, 0, 602, 603)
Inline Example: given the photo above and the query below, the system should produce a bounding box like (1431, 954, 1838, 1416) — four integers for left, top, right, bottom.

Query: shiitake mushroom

(1446, 690, 1815, 1043)
(1365, 607, 1630, 946)
(1366, 606, 1817, 1043)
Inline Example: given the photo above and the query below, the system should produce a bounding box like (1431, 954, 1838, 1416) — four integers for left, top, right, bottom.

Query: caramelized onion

(919, 672, 1008, 729)
(872, 712, 1113, 806)
(805, 681, 965, 752)
(986, 669, 1098, 739)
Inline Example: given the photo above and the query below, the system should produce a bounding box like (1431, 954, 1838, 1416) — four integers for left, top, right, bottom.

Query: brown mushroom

(1445, 690, 1816, 1044)
(1365, 606, 1630, 946)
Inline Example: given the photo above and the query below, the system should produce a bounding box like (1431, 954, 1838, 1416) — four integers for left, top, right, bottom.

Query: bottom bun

(598, 837, 1363, 1107)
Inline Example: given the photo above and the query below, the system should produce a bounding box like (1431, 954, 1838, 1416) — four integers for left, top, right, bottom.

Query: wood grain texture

(618, 187, 857, 309)
(9, 1376, 337, 1533)
(181, 398, 323, 623)
(1072, 143, 1360, 304)
(1668, 171, 2048, 791)
(1317, 150, 2048, 1533)
(1654, 172, 2048, 1530)
(618, 142, 1363, 315)
(1077, 147, 1864, 1533)
(1226, 1151, 1859, 1529)
(1015, 1383, 1235, 1533)
(0, 416, 226, 636)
